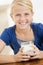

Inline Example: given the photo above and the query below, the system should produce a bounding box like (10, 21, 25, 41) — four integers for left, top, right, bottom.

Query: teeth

(20, 23, 26, 25)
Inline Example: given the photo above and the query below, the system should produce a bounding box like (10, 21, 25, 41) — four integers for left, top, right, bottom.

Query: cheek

(13, 17, 20, 24)
(14, 16, 20, 22)
(26, 15, 32, 21)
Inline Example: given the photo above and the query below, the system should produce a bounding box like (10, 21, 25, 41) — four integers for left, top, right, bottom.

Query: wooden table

(1, 59, 43, 65)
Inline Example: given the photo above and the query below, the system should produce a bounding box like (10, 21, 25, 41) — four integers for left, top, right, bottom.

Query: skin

(12, 4, 33, 30)
(0, 4, 43, 63)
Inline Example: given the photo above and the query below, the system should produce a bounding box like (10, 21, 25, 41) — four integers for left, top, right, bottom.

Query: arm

(0, 39, 17, 63)
(30, 45, 43, 59)
(0, 55, 15, 63)
(0, 39, 6, 53)
(0, 39, 31, 63)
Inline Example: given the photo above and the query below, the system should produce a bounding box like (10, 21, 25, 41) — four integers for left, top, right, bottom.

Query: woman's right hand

(14, 48, 30, 62)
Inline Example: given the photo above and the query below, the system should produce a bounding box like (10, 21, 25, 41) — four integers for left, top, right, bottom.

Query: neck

(16, 26, 31, 35)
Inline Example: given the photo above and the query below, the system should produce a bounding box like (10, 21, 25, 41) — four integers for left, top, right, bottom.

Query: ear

(10, 13, 13, 18)
(32, 11, 34, 16)
(10, 13, 14, 21)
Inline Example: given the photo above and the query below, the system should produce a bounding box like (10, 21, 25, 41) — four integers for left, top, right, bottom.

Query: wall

(0, 0, 43, 34)
(0, 5, 9, 34)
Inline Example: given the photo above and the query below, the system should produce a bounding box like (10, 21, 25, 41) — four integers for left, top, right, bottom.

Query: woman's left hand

(30, 45, 43, 59)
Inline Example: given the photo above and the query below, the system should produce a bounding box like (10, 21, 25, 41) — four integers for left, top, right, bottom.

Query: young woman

(0, 0, 43, 63)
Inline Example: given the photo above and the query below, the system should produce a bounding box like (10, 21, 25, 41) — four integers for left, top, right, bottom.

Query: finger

(19, 47, 24, 52)
(30, 55, 38, 59)
(32, 45, 39, 50)
(31, 45, 40, 53)
(21, 55, 30, 59)
(31, 44, 36, 48)
(21, 58, 29, 61)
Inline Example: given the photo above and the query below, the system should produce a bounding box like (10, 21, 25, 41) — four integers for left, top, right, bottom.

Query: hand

(14, 48, 30, 62)
(24, 44, 36, 57)
(30, 45, 43, 59)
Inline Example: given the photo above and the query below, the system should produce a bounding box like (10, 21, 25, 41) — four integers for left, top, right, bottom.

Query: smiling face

(11, 4, 33, 30)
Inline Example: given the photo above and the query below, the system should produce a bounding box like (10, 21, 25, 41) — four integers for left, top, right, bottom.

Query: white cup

(21, 42, 35, 56)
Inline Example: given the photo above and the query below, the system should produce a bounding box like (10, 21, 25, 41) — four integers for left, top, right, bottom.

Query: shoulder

(0, 25, 16, 40)
(5, 25, 16, 32)
(0, 25, 16, 45)
(31, 22, 43, 26)
(31, 23, 43, 36)
(1, 25, 16, 35)
(31, 23, 43, 29)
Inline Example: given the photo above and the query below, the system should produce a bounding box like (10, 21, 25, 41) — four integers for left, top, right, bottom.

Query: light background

(0, 0, 43, 33)
(0, 0, 43, 54)
(8, 0, 43, 26)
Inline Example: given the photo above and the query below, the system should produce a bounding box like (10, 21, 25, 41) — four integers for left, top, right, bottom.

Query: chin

(19, 24, 29, 29)
(19, 26, 28, 30)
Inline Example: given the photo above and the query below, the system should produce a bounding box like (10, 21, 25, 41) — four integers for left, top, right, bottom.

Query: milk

(21, 41, 35, 56)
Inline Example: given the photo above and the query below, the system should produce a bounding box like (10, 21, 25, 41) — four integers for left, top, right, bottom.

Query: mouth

(19, 22, 27, 26)
(18, 22, 29, 29)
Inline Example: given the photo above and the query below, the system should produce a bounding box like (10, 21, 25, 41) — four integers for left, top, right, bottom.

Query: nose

(20, 15, 26, 21)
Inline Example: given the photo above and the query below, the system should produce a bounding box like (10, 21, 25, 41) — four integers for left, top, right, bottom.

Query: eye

(25, 13, 29, 16)
(16, 14, 21, 16)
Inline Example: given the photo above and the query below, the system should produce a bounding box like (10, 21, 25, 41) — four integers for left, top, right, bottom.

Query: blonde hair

(11, 0, 33, 14)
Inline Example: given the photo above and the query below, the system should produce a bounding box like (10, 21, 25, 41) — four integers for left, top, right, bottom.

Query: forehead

(13, 4, 31, 14)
